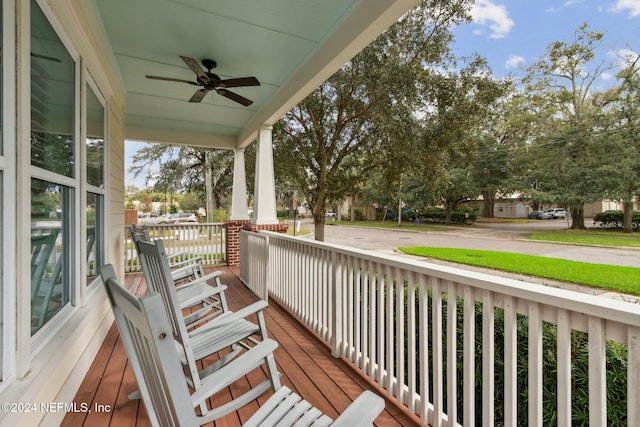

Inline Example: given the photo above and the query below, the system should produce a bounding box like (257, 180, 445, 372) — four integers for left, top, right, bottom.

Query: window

(30, 0, 76, 336)
(86, 84, 104, 188)
(85, 192, 103, 284)
(30, 179, 72, 335)
(85, 83, 105, 284)
(30, 0, 75, 177)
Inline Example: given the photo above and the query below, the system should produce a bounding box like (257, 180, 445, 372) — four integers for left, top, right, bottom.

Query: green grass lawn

(397, 246, 640, 296)
(287, 227, 312, 236)
(528, 230, 640, 248)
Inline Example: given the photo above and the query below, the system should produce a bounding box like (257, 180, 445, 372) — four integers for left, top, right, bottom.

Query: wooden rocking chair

(131, 225, 228, 326)
(130, 239, 280, 421)
(130, 223, 204, 283)
(101, 264, 385, 426)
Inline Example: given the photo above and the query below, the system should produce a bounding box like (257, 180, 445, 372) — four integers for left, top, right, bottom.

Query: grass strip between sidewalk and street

(397, 246, 640, 296)
(528, 230, 640, 248)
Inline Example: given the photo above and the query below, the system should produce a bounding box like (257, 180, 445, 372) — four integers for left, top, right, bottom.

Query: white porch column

(252, 125, 279, 225)
(229, 149, 250, 220)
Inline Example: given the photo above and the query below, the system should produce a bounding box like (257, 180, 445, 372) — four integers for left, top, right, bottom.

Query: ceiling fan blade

(216, 89, 253, 106)
(180, 56, 210, 84)
(217, 76, 260, 88)
(145, 75, 200, 86)
(189, 88, 209, 103)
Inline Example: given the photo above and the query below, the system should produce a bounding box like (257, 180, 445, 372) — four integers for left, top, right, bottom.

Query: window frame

(82, 77, 107, 292)
(1, 0, 17, 382)
(28, 0, 81, 353)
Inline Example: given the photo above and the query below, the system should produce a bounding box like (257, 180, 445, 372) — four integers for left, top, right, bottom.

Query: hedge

(593, 210, 640, 229)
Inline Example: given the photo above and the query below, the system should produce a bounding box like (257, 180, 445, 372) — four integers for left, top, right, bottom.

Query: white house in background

(0, 1, 419, 425)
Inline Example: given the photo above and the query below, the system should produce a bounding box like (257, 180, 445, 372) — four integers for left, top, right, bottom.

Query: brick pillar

(225, 220, 289, 267)
(225, 220, 251, 267)
(244, 223, 289, 233)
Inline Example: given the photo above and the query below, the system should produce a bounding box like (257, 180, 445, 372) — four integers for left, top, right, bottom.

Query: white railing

(247, 230, 640, 427)
(239, 230, 269, 300)
(124, 223, 226, 272)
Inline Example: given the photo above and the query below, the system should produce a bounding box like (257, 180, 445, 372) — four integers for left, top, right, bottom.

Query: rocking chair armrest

(168, 255, 203, 268)
(178, 270, 223, 290)
(171, 262, 202, 280)
(190, 300, 268, 335)
(330, 390, 385, 427)
(190, 339, 278, 407)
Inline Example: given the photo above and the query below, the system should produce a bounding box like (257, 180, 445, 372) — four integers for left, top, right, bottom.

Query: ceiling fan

(145, 56, 260, 106)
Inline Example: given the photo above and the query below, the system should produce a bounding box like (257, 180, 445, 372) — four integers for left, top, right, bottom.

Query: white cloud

(608, 48, 640, 71)
(505, 55, 525, 69)
(470, 0, 515, 39)
(600, 71, 614, 81)
(610, 0, 640, 17)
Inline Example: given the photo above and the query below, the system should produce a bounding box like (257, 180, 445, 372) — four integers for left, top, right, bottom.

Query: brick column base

(224, 220, 288, 267)
(243, 223, 289, 233)
(225, 220, 251, 267)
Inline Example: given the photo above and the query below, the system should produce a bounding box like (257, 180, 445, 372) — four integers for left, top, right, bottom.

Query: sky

(452, 0, 640, 86)
(125, 140, 150, 190)
(126, 0, 640, 188)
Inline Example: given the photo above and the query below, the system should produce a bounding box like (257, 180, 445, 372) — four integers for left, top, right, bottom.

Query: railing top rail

(240, 229, 268, 238)
(259, 230, 640, 327)
(140, 222, 227, 227)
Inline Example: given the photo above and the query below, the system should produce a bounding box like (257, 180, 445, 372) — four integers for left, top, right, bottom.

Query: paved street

(297, 220, 640, 299)
(309, 220, 640, 268)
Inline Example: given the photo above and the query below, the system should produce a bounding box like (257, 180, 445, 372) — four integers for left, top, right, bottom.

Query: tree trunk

(350, 194, 356, 222)
(444, 204, 452, 224)
(569, 207, 585, 229)
(481, 189, 495, 218)
(313, 213, 326, 241)
(623, 199, 633, 233)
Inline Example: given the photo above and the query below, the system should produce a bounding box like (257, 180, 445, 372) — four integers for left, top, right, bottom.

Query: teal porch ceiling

(93, 0, 418, 149)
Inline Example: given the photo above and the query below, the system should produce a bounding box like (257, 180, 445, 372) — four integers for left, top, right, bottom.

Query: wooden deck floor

(61, 267, 425, 427)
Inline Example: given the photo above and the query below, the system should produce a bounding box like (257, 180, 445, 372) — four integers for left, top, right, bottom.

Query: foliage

(518, 23, 615, 229)
(128, 143, 234, 210)
(137, 194, 154, 213)
(597, 53, 640, 232)
(593, 210, 640, 229)
(211, 208, 228, 222)
(411, 288, 629, 426)
(419, 208, 477, 224)
(179, 191, 204, 213)
(274, 0, 479, 241)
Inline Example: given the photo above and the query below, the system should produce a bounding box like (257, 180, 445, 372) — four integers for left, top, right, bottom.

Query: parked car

(546, 208, 567, 219)
(161, 212, 199, 223)
(540, 210, 554, 219)
(542, 208, 567, 219)
(528, 210, 546, 219)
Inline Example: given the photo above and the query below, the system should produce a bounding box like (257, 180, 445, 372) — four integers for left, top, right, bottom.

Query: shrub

(415, 290, 627, 425)
(419, 208, 477, 224)
(211, 208, 228, 222)
(593, 210, 640, 229)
